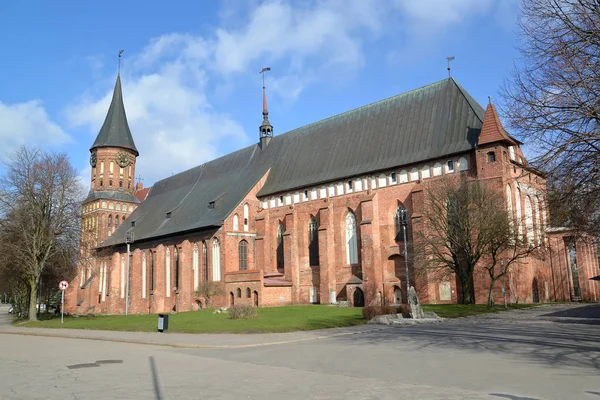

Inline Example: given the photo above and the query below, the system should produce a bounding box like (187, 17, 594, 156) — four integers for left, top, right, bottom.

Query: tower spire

(259, 67, 273, 148)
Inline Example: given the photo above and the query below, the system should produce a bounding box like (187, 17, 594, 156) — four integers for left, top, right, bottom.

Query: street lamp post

(125, 231, 134, 316)
(400, 208, 410, 294)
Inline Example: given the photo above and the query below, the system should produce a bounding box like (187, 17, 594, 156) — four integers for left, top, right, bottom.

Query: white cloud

(0, 100, 71, 161)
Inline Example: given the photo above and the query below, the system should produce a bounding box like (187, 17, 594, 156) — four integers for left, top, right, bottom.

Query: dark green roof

(100, 78, 484, 248)
(90, 75, 139, 156)
(84, 190, 141, 204)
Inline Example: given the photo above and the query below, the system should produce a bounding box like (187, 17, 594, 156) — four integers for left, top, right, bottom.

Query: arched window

(108, 215, 113, 226)
(165, 247, 171, 297)
(202, 241, 208, 282)
(115, 215, 119, 226)
(378, 173, 387, 187)
(149, 251, 154, 293)
(174, 247, 180, 291)
(458, 157, 469, 171)
(409, 168, 419, 181)
(233, 214, 239, 231)
(277, 222, 285, 273)
(246, 287, 251, 298)
(345, 212, 358, 264)
(109, 179, 113, 187)
(243, 204, 249, 231)
(309, 217, 319, 266)
(394, 205, 407, 242)
(515, 187, 523, 236)
(506, 184, 514, 233)
(421, 165, 430, 179)
(540, 198, 547, 241)
(237, 288, 242, 298)
(193, 244, 199, 291)
(212, 239, 221, 281)
(524, 196, 534, 244)
(399, 170, 408, 183)
(239, 240, 248, 271)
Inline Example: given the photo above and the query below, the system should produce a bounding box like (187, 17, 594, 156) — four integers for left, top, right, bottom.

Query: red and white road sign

(59, 280, 69, 290)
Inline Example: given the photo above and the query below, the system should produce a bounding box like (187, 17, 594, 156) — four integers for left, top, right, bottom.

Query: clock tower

(83, 72, 141, 249)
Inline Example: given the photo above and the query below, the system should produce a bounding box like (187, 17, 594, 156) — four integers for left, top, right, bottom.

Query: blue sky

(0, 0, 521, 187)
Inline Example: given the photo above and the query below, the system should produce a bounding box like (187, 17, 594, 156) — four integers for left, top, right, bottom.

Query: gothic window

(309, 217, 319, 266)
(394, 205, 407, 242)
(237, 288, 242, 298)
(421, 165, 431, 179)
(212, 239, 221, 281)
(277, 222, 285, 273)
(233, 214, 239, 231)
(193, 243, 199, 291)
(115, 215, 119, 226)
(174, 247, 180, 291)
(458, 157, 469, 171)
(515, 187, 523, 236)
(534, 197, 542, 245)
(433, 163, 442, 176)
(109, 179, 113, 187)
(400, 170, 409, 183)
(345, 212, 358, 264)
(246, 287, 251, 298)
(378, 174, 387, 187)
(100, 180, 103, 186)
(239, 240, 248, 271)
(119, 181, 123, 187)
(410, 168, 419, 181)
(524, 196, 534, 244)
(108, 215, 113, 226)
(149, 251, 154, 293)
(202, 241, 208, 282)
(243, 204, 249, 231)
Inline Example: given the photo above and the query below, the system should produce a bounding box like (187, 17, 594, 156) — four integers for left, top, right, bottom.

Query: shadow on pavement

(334, 320, 600, 371)
(541, 304, 600, 319)
(489, 394, 540, 400)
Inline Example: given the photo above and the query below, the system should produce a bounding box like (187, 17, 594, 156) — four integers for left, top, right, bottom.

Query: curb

(0, 326, 386, 349)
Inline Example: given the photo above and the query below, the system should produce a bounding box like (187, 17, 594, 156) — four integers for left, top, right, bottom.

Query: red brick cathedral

(66, 74, 600, 314)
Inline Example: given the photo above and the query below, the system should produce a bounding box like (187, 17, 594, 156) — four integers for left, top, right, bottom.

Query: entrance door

(353, 288, 365, 307)
(394, 286, 402, 304)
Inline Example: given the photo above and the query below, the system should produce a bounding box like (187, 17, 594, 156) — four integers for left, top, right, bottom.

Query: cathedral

(66, 73, 600, 314)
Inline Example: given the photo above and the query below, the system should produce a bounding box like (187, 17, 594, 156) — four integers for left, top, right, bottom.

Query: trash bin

(158, 314, 169, 333)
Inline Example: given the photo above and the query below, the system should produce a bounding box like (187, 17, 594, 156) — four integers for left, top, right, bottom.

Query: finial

(260, 67, 271, 116)
(488, 95, 492, 105)
(118, 49, 124, 74)
(136, 174, 143, 183)
(446, 56, 455, 78)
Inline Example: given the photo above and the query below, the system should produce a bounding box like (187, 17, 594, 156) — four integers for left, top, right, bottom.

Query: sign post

(59, 280, 69, 324)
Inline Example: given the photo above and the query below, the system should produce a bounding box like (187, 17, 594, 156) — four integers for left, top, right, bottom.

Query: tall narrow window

(174, 247, 180, 291)
(515, 187, 523, 236)
(212, 239, 221, 281)
(345, 212, 358, 264)
(488, 152, 496, 162)
(239, 240, 248, 271)
(108, 215, 113, 226)
(233, 214, 239, 231)
(115, 215, 119, 226)
(277, 222, 285, 273)
(524, 196, 534, 244)
(394, 205, 407, 242)
(243, 204, 249, 231)
(193, 244, 199, 291)
(202, 241, 208, 282)
(149, 251, 154, 293)
(309, 217, 319, 266)
(165, 247, 171, 297)
(534, 197, 542, 245)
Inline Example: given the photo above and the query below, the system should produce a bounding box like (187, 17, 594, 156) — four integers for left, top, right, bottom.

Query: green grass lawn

(421, 303, 538, 319)
(23, 305, 367, 334)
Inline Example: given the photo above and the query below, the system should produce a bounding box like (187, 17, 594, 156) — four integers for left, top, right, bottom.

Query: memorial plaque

(439, 282, 451, 301)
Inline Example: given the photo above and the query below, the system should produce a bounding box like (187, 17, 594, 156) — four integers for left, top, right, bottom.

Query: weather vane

(446, 56, 455, 78)
(260, 67, 271, 89)
(118, 49, 124, 74)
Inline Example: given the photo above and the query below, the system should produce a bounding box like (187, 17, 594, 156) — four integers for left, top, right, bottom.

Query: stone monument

(408, 286, 425, 319)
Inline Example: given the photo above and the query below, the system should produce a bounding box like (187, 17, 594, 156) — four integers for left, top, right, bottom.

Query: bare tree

(195, 281, 225, 308)
(502, 0, 600, 235)
(0, 146, 85, 321)
(415, 177, 539, 305)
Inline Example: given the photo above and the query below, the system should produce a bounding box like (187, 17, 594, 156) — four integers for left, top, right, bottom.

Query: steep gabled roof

(477, 102, 519, 146)
(90, 75, 139, 155)
(100, 78, 486, 248)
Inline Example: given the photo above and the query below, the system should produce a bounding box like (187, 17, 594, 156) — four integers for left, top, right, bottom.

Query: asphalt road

(0, 304, 599, 399)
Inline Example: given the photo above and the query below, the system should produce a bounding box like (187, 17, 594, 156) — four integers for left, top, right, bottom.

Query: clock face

(90, 152, 97, 167)
(115, 151, 131, 168)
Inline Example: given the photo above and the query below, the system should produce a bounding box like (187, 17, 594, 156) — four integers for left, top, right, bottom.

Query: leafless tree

(0, 146, 85, 320)
(195, 281, 225, 308)
(415, 177, 539, 305)
(502, 0, 600, 235)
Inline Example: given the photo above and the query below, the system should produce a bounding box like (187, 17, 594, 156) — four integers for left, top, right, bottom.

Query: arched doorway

(253, 290, 259, 307)
(393, 286, 402, 304)
(353, 288, 364, 307)
(229, 292, 234, 307)
(532, 278, 540, 304)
